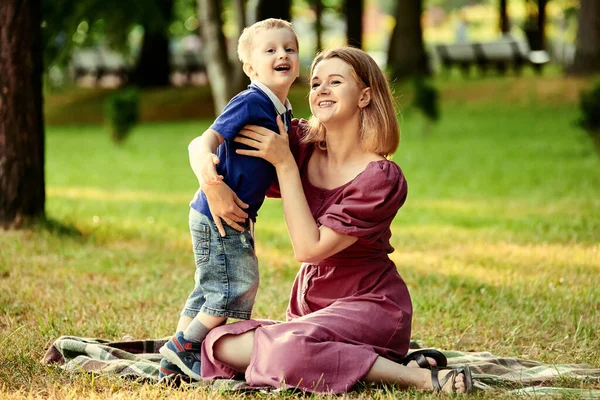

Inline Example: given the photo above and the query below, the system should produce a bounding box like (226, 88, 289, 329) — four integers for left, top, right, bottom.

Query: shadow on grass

(38, 217, 84, 238)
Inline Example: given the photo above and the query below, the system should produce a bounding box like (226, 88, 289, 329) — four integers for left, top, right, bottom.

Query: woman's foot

(427, 366, 472, 393)
(405, 356, 437, 368)
(402, 349, 447, 369)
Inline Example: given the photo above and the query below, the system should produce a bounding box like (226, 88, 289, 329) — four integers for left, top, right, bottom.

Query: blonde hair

(237, 18, 299, 64)
(304, 46, 400, 158)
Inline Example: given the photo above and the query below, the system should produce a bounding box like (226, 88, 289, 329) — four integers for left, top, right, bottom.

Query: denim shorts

(181, 208, 259, 320)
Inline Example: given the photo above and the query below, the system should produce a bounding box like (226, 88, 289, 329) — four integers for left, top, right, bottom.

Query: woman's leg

(210, 330, 439, 372)
(363, 356, 467, 393)
(211, 331, 466, 393)
(212, 330, 256, 372)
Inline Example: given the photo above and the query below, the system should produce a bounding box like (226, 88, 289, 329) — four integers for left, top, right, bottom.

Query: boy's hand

(196, 152, 224, 187)
(203, 183, 249, 237)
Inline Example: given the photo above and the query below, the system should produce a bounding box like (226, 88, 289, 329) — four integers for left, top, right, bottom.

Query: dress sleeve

(267, 118, 311, 198)
(317, 162, 408, 244)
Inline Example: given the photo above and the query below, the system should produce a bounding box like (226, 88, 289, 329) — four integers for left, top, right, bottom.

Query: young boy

(158, 18, 300, 381)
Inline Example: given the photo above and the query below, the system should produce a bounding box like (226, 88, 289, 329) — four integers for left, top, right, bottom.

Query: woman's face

(309, 57, 365, 126)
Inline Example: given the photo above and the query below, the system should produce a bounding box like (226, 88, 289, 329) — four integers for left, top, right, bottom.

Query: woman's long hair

(303, 46, 400, 158)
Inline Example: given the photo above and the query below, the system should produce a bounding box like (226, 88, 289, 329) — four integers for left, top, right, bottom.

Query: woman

(198, 46, 472, 394)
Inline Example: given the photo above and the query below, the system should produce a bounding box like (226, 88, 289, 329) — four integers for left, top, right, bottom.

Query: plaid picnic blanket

(42, 336, 600, 395)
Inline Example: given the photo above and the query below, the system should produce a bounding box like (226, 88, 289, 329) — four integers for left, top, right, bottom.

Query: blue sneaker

(159, 331, 202, 381)
(158, 358, 183, 380)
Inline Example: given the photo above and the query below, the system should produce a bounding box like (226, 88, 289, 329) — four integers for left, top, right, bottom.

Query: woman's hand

(235, 116, 294, 167)
(203, 183, 249, 236)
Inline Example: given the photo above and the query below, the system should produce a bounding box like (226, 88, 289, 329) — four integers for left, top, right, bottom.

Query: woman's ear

(359, 87, 371, 108)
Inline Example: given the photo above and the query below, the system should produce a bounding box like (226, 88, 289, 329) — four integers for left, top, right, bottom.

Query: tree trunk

(315, 0, 323, 52)
(131, 0, 173, 87)
(387, 0, 428, 81)
(345, 0, 363, 48)
(523, 0, 547, 51)
(256, 0, 291, 22)
(229, 0, 249, 94)
(131, 31, 171, 87)
(537, 0, 547, 50)
(569, 0, 600, 74)
(0, 0, 46, 228)
(198, 0, 237, 114)
(499, 0, 510, 35)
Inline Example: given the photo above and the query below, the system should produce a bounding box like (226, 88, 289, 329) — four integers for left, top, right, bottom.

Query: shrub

(412, 78, 440, 135)
(104, 88, 139, 144)
(413, 78, 440, 122)
(578, 82, 600, 153)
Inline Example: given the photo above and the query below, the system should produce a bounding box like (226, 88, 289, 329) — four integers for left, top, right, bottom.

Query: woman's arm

(236, 117, 357, 262)
(275, 159, 358, 262)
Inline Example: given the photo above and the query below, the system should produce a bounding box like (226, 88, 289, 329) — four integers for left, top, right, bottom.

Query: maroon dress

(200, 120, 412, 393)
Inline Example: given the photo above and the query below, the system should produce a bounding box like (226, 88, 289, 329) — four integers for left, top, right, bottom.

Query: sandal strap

(439, 368, 458, 391)
(402, 349, 448, 368)
(431, 366, 442, 391)
(432, 366, 464, 392)
(413, 353, 431, 369)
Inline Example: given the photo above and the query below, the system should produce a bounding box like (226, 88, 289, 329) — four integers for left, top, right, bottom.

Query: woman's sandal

(431, 365, 474, 393)
(401, 349, 448, 369)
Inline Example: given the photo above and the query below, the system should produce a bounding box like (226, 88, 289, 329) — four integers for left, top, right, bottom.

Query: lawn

(1, 75, 599, 399)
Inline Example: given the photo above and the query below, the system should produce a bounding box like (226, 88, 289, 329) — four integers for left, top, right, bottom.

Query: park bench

(71, 47, 206, 87)
(71, 48, 130, 87)
(435, 38, 550, 75)
(170, 51, 206, 85)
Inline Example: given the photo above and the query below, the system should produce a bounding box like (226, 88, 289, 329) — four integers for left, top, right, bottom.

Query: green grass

(2, 76, 600, 399)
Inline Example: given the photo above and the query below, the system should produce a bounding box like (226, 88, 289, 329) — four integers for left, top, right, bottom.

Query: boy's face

(244, 28, 300, 97)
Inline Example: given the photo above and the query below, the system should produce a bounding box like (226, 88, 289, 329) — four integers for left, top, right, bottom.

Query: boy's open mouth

(274, 65, 290, 71)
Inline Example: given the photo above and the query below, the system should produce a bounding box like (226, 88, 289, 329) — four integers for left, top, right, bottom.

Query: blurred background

(41, 0, 587, 117)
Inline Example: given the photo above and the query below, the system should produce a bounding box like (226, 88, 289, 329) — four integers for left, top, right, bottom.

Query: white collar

(251, 80, 292, 115)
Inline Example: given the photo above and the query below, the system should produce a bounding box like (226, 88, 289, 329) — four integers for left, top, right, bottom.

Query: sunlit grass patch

(47, 187, 190, 204)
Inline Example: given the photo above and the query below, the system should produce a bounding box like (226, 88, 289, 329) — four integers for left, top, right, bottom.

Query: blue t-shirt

(190, 84, 291, 222)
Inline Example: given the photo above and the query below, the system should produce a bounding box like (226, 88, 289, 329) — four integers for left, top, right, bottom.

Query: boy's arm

(188, 128, 224, 187)
(188, 129, 249, 236)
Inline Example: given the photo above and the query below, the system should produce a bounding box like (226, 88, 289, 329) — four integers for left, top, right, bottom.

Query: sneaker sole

(159, 346, 202, 381)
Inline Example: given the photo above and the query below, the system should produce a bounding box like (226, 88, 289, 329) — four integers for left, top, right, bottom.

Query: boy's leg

(176, 315, 194, 333)
(162, 211, 258, 380)
(160, 209, 212, 380)
(161, 314, 227, 380)
(183, 313, 226, 343)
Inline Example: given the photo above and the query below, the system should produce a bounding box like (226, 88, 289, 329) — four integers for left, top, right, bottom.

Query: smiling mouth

(274, 65, 291, 71)
(318, 101, 335, 107)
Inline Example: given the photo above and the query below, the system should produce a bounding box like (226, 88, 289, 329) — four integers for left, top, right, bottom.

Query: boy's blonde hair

(304, 46, 400, 158)
(237, 18, 299, 64)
